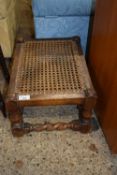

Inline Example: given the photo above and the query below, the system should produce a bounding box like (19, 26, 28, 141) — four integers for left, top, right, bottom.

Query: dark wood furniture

(0, 47, 10, 118)
(89, 0, 117, 153)
(0, 92, 7, 118)
(6, 37, 97, 137)
(0, 47, 10, 83)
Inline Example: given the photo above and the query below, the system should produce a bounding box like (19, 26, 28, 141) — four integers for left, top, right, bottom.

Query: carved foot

(12, 125, 25, 137)
(70, 119, 91, 133)
(11, 123, 32, 137)
(79, 119, 91, 133)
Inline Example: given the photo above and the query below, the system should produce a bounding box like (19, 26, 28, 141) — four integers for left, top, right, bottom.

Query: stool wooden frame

(6, 37, 97, 137)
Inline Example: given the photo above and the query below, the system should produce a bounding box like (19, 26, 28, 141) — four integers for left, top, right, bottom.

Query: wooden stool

(6, 37, 97, 137)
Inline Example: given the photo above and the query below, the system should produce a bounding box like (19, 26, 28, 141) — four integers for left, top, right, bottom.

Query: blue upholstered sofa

(32, 0, 96, 53)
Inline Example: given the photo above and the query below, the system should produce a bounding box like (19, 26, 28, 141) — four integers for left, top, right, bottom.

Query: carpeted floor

(0, 106, 117, 175)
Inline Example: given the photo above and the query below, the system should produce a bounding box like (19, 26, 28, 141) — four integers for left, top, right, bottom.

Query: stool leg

(6, 101, 25, 137)
(79, 97, 96, 133)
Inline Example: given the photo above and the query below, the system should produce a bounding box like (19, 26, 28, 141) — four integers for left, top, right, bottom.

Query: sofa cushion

(0, 0, 18, 57)
(0, 0, 15, 19)
(34, 16, 89, 53)
(32, 0, 96, 17)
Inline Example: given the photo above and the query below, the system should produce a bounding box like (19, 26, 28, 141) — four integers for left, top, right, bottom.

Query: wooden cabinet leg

(6, 101, 25, 137)
(79, 97, 97, 133)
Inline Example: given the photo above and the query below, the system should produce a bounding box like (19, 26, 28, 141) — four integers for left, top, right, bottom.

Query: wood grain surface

(89, 0, 117, 153)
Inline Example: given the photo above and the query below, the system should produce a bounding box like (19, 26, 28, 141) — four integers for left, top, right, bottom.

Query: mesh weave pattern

(15, 40, 90, 98)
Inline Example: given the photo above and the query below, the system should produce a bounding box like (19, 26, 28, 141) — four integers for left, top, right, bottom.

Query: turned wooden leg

(6, 101, 25, 137)
(79, 97, 97, 133)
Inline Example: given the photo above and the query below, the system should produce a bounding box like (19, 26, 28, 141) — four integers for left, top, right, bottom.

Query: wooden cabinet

(89, 0, 117, 153)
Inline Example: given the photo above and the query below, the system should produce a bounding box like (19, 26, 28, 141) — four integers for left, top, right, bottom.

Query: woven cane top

(8, 38, 95, 101)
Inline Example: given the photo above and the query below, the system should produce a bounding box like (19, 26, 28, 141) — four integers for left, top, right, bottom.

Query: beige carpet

(0, 106, 117, 175)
